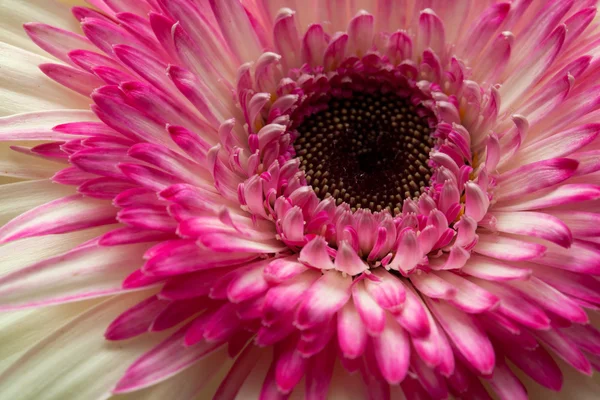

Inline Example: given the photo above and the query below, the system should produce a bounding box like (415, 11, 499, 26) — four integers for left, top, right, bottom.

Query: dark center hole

(293, 91, 435, 214)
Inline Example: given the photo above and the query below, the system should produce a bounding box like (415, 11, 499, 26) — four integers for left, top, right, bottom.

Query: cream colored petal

(0, 290, 165, 400)
(0, 179, 75, 227)
(0, 225, 113, 276)
(0, 0, 83, 56)
(0, 298, 101, 373)
(0, 42, 88, 117)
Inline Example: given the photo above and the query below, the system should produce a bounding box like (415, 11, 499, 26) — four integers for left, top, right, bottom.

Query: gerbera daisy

(2, 0, 600, 398)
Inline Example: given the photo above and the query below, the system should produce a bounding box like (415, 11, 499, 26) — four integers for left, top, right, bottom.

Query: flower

(1, 0, 600, 398)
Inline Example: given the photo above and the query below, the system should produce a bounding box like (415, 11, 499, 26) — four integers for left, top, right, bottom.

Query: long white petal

(0, 42, 87, 116)
(0, 292, 164, 400)
(0, 0, 84, 55)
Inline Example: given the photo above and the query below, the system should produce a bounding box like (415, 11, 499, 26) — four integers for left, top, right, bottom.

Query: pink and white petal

(352, 280, 386, 336)
(263, 270, 319, 325)
(394, 283, 430, 338)
(494, 184, 600, 211)
(294, 271, 351, 330)
(210, 0, 263, 64)
(298, 236, 335, 270)
(490, 211, 573, 248)
(474, 234, 546, 261)
(425, 298, 495, 376)
(364, 269, 406, 313)
(508, 277, 588, 324)
(0, 144, 65, 179)
(199, 233, 287, 253)
(435, 271, 499, 313)
(113, 348, 232, 400)
(535, 328, 592, 375)
(461, 254, 532, 281)
(0, 179, 73, 225)
(0, 109, 98, 141)
(371, 315, 410, 385)
(409, 272, 457, 300)
(337, 300, 368, 359)
(531, 239, 600, 274)
(487, 355, 528, 400)
(495, 158, 579, 202)
(0, 194, 116, 244)
(113, 324, 227, 393)
(334, 240, 368, 275)
(0, 242, 149, 310)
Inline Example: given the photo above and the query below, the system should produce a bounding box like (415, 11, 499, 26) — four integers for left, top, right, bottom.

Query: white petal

(0, 0, 83, 56)
(0, 42, 87, 116)
(0, 298, 100, 373)
(0, 179, 73, 226)
(0, 291, 165, 400)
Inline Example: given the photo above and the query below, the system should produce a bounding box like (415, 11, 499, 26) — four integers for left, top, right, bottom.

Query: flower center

(294, 90, 434, 214)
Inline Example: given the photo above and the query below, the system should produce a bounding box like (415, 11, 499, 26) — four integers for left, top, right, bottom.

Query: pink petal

(352, 280, 386, 336)
(495, 158, 578, 202)
(294, 271, 351, 330)
(105, 295, 169, 340)
(337, 300, 368, 359)
(0, 195, 116, 244)
(425, 298, 495, 376)
(491, 211, 573, 248)
(474, 234, 546, 261)
(364, 269, 406, 312)
(475, 279, 551, 329)
(436, 271, 499, 313)
(334, 240, 368, 275)
(113, 326, 225, 393)
(371, 316, 410, 385)
(210, 0, 262, 63)
(501, 342, 562, 391)
(410, 272, 457, 300)
(509, 277, 588, 323)
(394, 283, 430, 338)
(461, 254, 532, 281)
(298, 236, 335, 270)
(24, 22, 95, 65)
(263, 270, 319, 325)
(535, 328, 592, 375)
(275, 338, 307, 394)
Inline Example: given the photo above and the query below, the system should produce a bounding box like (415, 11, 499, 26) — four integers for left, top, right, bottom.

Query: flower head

(2, 0, 600, 399)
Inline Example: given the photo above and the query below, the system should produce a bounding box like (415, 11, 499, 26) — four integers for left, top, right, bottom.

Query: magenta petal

(112, 326, 225, 393)
(501, 342, 563, 391)
(275, 338, 307, 394)
(105, 295, 169, 340)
